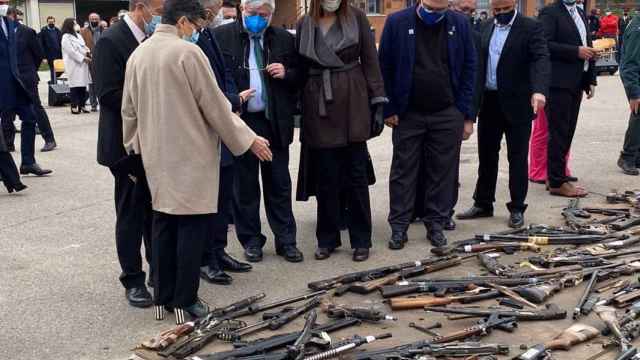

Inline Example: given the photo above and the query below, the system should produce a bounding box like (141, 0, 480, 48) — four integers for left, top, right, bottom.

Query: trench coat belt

(308, 62, 360, 117)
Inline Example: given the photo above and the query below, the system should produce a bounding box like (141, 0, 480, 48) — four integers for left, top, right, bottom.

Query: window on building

(351, 0, 381, 14)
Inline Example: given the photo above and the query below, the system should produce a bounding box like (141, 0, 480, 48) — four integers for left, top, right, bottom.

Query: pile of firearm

(132, 192, 640, 360)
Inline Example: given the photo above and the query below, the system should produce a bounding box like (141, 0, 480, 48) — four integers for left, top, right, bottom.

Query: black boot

(618, 156, 639, 176)
(427, 224, 447, 248)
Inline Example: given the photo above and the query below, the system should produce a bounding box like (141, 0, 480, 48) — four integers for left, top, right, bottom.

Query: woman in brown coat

(296, 0, 386, 262)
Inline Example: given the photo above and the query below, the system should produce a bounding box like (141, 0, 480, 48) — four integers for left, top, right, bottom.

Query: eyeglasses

(242, 39, 271, 71)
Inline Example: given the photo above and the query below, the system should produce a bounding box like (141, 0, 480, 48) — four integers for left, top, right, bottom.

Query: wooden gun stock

(544, 323, 600, 351)
(390, 296, 453, 310)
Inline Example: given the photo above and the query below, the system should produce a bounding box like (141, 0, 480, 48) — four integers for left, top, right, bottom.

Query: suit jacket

(539, 1, 596, 92)
(80, 26, 102, 53)
(122, 25, 256, 215)
(474, 14, 550, 123)
(39, 26, 62, 61)
(0, 17, 31, 112)
(379, 7, 477, 119)
(93, 20, 140, 168)
(14, 23, 45, 86)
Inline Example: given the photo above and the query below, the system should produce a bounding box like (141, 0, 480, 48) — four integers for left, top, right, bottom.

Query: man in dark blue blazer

(0, 3, 52, 176)
(196, 0, 254, 285)
(39, 16, 62, 84)
(379, 0, 476, 249)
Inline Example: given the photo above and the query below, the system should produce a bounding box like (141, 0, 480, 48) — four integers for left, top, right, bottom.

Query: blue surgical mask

(418, 5, 446, 26)
(144, 15, 162, 35)
(244, 15, 268, 34)
(183, 29, 200, 43)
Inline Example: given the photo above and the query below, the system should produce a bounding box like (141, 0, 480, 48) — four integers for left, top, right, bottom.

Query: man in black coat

(39, 16, 62, 84)
(196, 0, 253, 285)
(214, 0, 302, 263)
(539, 0, 596, 197)
(457, 0, 550, 228)
(1, 8, 57, 153)
(93, 0, 165, 309)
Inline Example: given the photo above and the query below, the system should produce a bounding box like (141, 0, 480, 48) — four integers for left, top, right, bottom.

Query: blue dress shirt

(247, 35, 265, 113)
(485, 11, 516, 90)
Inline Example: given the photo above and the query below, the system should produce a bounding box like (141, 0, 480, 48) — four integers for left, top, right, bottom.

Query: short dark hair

(222, 0, 236, 6)
(61, 18, 77, 37)
(162, 0, 206, 25)
(47, 16, 55, 21)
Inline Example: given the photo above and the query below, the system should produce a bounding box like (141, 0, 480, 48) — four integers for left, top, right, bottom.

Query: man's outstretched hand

(250, 136, 273, 162)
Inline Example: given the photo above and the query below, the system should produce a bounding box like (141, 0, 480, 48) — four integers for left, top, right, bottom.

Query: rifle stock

(544, 323, 600, 351)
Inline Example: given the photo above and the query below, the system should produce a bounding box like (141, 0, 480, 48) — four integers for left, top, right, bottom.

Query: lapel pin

(449, 26, 456, 36)
(409, 29, 414, 35)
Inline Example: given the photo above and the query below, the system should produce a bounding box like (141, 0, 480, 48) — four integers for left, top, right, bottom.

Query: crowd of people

(1, 0, 639, 323)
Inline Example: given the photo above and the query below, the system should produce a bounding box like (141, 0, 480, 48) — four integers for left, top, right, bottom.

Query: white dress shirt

(247, 35, 265, 113)
(565, 4, 589, 71)
(1, 17, 7, 38)
(124, 14, 146, 44)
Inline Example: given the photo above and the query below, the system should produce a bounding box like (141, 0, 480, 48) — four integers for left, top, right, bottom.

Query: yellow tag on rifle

(528, 236, 549, 245)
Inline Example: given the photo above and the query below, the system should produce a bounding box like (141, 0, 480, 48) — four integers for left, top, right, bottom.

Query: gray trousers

(388, 106, 463, 232)
(621, 111, 640, 165)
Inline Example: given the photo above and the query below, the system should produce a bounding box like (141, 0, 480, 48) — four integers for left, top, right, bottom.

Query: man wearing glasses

(214, 0, 303, 264)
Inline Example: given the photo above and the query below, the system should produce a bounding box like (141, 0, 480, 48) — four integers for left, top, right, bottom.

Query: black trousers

(473, 91, 531, 213)
(88, 84, 98, 108)
(2, 104, 36, 166)
(202, 165, 233, 266)
(70, 87, 88, 107)
(111, 169, 153, 289)
(47, 59, 56, 84)
(388, 106, 463, 231)
(152, 211, 210, 308)
(547, 88, 583, 188)
(232, 112, 296, 249)
(2, 80, 56, 145)
(0, 152, 21, 190)
(313, 142, 372, 249)
(621, 110, 640, 164)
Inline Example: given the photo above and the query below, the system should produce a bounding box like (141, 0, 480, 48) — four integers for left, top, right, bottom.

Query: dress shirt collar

(494, 10, 517, 28)
(564, 3, 578, 13)
(124, 14, 146, 43)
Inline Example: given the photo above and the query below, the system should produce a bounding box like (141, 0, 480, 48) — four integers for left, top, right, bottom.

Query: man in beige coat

(122, 0, 272, 323)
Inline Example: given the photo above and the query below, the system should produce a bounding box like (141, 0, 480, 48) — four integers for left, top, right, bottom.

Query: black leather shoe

(618, 157, 639, 176)
(353, 248, 369, 262)
(244, 246, 263, 263)
(427, 229, 447, 248)
(147, 273, 154, 288)
(444, 217, 456, 231)
(314, 247, 333, 260)
(388, 231, 408, 250)
(6, 182, 27, 193)
(277, 245, 304, 263)
(456, 206, 493, 220)
(567, 176, 579, 182)
(200, 266, 233, 285)
(125, 287, 153, 308)
(20, 163, 52, 176)
(184, 299, 210, 319)
(508, 211, 525, 229)
(41, 141, 57, 152)
(219, 251, 252, 272)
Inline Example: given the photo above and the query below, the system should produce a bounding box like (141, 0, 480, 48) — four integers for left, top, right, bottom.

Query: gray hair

(241, 0, 275, 11)
(199, 0, 223, 7)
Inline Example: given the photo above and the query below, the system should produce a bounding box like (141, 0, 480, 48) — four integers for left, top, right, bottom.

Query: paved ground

(1, 73, 638, 360)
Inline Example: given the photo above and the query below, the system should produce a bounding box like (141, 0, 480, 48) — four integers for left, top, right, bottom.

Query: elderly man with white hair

(214, 0, 302, 264)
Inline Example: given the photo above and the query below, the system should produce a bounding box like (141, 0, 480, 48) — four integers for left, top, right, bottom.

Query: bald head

(491, 0, 515, 16)
(453, 0, 476, 16)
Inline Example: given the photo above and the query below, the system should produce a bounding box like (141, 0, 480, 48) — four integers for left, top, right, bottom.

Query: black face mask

(48, 23, 55, 29)
(90, 21, 99, 28)
(495, 9, 515, 26)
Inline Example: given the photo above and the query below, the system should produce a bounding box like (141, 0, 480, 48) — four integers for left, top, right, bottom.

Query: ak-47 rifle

(188, 318, 361, 360)
(320, 298, 396, 322)
(563, 198, 592, 229)
(353, 342, 510, 360)
(514, 273, 583, 304)
(307, 256, 460, 291)
(302, 333, 392, 360)
(513, 323, 601, 360)
(475, 233, 604, 245)
(380, 276, 548, 298)
(595, 305, 632, 352)
(424, 303, 567, 321)
(431, 242, 540, 257)
(389, 290, 501, 310)
(230, 291, 327, 318)
(478, 253, 512, 276)
(430, 313, 517, 344)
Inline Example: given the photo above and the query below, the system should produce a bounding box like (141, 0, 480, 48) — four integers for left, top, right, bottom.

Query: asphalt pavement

(0, 73, 638, 360)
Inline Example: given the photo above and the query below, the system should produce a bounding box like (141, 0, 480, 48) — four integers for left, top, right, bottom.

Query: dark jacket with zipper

(213, 20, 299, 149)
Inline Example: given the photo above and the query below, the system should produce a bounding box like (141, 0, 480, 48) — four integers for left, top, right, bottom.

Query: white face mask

(321, 0, 341, 13)
(74, 24, 81, 33)
(577, 3, 584, 9)
(0, 5, 9, 17)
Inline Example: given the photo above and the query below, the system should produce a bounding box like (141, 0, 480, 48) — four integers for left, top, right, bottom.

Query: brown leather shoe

(549, 182, 588, 198)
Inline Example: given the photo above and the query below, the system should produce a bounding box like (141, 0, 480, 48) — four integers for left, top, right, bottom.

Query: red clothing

(598, 14, 619, 37)
(529, 110, 572, 181)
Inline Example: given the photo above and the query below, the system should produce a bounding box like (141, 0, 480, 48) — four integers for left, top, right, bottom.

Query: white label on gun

(415, 261, 422, 266)
(487, 253, 500, 258)
(608, 241, 623, 246)
(464, 245, 472, 252)
(520, 349, 539, 360)
(483, 234, 490, 241)
(398, 280, 409, 286)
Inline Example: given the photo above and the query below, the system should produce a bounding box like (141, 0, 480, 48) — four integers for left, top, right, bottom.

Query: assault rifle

(307, 256, 461, 291)
(320, 299, 397, 322)
(230, 291, 327, 318)
(188, 318, 361, 360)
(389, 290, 502, 310)
(513, 323, 601, 360)
(595, 305, 632, 352)
(380, 276, 549, 298)
(353, 342, 510, 360)
(431, 242, 540, 257)
(424, 303, 567, 321)
(301, 333, 392, 360)
(430, 313, 517, 344)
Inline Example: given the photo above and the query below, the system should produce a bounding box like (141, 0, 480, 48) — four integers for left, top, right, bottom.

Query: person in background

(110, 16, 120, 26)
(122, 0, 271, 323)
(0, 1, 52, 177)
(618, 11, 640, 175)
(1, 7, 57, 153)
(618, 10, 629, 63)
(220, 0, 238, 23)
(457, 0, 550, 229)
(539, 0, 597, 197)
(196, 0, 254, 285)
(215, 0, 303, 264)
(80, 12, 103, 112)
(93, 0, 165, 309)
(528, 110, 575, 183)
(39, 16, 62, 84)
(380, 0, 476, 249)
(61, 18, 91, 114)
(100, 20, 109, 29)
(598, 10, 619, 38)
(589, 8, 600, 38)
